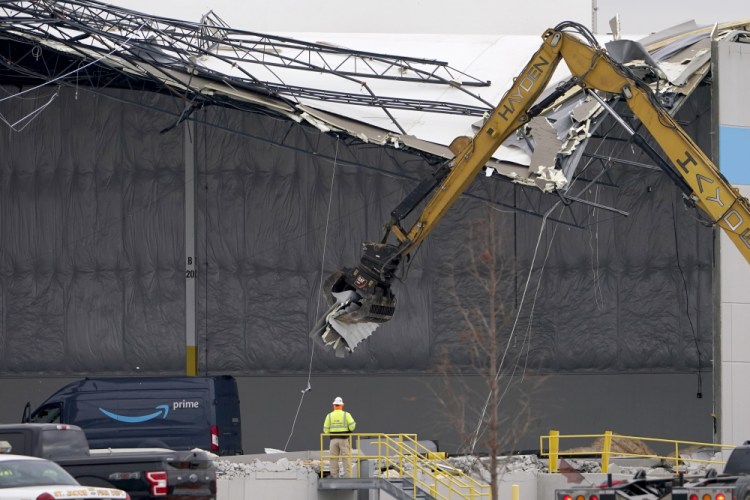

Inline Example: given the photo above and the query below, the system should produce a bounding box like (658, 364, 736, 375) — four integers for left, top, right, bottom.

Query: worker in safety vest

(323, 396, 357, 478)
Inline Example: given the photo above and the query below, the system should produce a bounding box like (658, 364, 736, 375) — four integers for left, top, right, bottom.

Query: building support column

(185, 120, 198, 376)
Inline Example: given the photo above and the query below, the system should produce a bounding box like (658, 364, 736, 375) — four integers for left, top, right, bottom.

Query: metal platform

(318, 477, 436, 500)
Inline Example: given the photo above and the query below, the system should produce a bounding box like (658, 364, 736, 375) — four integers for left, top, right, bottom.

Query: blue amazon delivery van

(24, 376, 243, 455)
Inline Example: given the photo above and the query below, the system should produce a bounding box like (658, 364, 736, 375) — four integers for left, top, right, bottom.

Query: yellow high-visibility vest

(323, 409, 356, 434)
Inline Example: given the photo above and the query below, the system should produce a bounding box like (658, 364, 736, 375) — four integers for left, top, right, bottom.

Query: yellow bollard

(513, 483, 520, 500)
(549, 430, 559, 473)
(602, 431, 612, 474)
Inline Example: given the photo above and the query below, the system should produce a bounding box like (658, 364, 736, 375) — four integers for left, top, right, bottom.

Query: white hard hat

(332, 396, 344, 405)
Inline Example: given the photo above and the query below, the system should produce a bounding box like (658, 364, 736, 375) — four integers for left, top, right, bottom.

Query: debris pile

(563, 436, 656, 457)
(446, 452, 723, 483)
(215, 458, 319, 479)
(214, 448, 724, 482)
(448, 454, 545, 475)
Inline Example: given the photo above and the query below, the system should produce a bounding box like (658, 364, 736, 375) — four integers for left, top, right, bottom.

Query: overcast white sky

(111, 0, 748, 36)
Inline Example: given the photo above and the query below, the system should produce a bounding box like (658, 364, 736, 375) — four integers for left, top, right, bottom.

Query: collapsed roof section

(0, 1, 495, 133)
(498, 19, 750, 193)
(0, 1, 747, 202)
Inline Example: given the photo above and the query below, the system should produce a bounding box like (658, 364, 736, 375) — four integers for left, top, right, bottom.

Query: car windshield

(0, 459, 79, 488)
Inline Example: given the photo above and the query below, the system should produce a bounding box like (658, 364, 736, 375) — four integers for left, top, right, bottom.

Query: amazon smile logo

(98, 405, 170, 423)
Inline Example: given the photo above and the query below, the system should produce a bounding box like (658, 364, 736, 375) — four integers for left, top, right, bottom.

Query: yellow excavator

(313, 21, 750, 356)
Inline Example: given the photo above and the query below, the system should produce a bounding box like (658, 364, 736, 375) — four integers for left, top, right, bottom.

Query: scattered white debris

(445, 453, 722, 482)
(380, 468, 401, 479)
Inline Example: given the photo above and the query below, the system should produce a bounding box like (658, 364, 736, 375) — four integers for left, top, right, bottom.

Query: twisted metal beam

(0, 0, 496, 133)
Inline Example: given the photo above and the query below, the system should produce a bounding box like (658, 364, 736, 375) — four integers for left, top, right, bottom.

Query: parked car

(0, 450, 129, 499)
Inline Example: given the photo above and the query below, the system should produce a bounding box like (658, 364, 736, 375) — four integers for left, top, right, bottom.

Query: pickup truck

(0, 423, 216, 499)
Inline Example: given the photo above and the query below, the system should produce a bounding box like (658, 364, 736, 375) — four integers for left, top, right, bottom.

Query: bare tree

(432, 207, 543, 500)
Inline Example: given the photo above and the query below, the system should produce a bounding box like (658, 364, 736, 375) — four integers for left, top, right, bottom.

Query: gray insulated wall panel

(0, 84, 714, 376)
(0, 88, 186, 373)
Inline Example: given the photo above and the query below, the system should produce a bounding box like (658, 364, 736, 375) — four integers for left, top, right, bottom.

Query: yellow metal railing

(319, 433, 490, 499)
(540, 430, 735, 473)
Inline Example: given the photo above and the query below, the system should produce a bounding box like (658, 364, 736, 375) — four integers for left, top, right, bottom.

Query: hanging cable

(468, 200, 561, 455)
(284, 136, 340, 451)
(671, 197, 703, 397)
(471, 201, 562, 451)
(0, 23, 146, 105)
(518, 206, 563, 380)
(0, 89, 59, 132)
(588, 184, 605, 309)
(0, 19, 144, 133)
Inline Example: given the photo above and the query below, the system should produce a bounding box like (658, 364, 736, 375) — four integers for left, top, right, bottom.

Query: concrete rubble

(215, 457, 320, 479)
(215, 450, 724, 481)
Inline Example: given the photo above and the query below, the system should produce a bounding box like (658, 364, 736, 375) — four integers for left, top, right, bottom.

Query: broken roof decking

(0, 3, 727, 452)
(0, 1, 747, 198)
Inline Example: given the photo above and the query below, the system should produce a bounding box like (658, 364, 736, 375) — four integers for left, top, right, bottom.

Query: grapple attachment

(311, 243, 401, 356)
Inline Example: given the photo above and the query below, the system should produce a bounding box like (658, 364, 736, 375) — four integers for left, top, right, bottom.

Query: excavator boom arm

(558, 30, 750, 262)
(396, 30, 565, 253)
(315, 23, 750, 355)
(625, 86, 750, 257)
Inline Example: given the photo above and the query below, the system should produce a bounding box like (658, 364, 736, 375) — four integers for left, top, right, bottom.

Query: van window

(29, 405, 61, 424)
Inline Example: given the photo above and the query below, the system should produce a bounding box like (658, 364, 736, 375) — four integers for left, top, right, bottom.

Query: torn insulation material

(311, 290, 380, 357)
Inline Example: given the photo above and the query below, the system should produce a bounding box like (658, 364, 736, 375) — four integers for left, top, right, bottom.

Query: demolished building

(0, 0, 749, 454)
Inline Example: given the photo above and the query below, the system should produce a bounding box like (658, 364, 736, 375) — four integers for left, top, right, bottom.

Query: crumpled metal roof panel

(0, 1, 747, 195)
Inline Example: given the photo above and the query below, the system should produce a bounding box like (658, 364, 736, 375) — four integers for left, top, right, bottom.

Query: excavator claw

(311, 243, 400, 356)
(324, 270, 397, 324)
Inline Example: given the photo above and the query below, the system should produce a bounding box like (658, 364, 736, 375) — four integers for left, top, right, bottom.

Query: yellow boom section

(558, 30, 750, 264)
(401, 28, 750, 264)
(399, 30, 564, 251)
